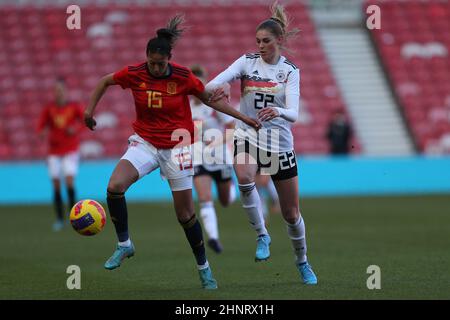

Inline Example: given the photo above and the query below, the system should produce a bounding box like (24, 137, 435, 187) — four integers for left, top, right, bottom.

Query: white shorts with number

(121, 134, 194, 191)
(47, 152, 80, 179)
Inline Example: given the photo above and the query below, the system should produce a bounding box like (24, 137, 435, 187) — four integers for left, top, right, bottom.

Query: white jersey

(207, 53, 300, 152)
(190, 99, 234, 169)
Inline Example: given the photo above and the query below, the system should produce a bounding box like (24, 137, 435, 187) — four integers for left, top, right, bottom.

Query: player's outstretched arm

(196, 91, 261, 131)
(207, 82, 231, 103)
(257, 68, 300, 123)
(84, 73, 116, 130)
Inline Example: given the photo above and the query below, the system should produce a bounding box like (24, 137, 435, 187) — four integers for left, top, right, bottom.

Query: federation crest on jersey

(54, 114, 68, 128)
(276, 71, 286, 82)
(167, 82, 177, 95)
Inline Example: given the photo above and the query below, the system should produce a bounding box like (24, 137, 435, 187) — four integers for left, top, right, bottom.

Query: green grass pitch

(1, 195, 449, 300)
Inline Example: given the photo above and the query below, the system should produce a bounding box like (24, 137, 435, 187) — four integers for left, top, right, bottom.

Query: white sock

(266, 179, 279, 203)
(255, 185, 268, 218)
(200, 201, 219, 240)
(286, 216, 307, 264)
(229, 182, 237, 204)
(118, 239, 131, 247)
(197, 260, 209, 270)
(239, 183, 268, 236)
(260, 194, 269, 218)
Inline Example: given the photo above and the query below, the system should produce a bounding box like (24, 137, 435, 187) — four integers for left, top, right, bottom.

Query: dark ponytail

(146, 14, 185, 57)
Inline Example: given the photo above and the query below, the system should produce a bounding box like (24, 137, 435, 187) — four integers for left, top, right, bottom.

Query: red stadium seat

(367, 0, 450, 153)
(0, 2, 355, 159)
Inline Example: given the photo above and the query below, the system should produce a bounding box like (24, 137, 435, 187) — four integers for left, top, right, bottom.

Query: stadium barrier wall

(1, 155, 450, 205)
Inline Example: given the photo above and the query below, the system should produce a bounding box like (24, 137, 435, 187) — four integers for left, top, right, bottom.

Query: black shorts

(194, 165, 233, 183)
(233, 139, 298, 181)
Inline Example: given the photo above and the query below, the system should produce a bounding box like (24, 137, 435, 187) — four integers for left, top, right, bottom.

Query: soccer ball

(70, 199, 106, 236)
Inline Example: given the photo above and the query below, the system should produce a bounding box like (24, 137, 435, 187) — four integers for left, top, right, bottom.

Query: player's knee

(283, 207, 300, 224)
(175, 205, 195, 223)
(178, 213, 197, 229)
(198, 192, 212, 204)
(236, 169, 255, 186)
(237, 176, 254, 185)
(52, 179, 61, 190)
(66, 177, 74, 188)
(107, 179, 128, 194)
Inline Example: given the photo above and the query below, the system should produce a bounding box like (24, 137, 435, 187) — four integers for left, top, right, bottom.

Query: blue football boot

(52, 219, 64, 232)
(255, 234, 271, 262)
(198, 266, 218, 289)
(297, 261, 318, 285)
(104, 242, 135, 270)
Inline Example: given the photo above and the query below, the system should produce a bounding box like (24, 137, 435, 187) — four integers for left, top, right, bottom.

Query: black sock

(106, 190, 129, 242)
(67, 187, 76, 209)
(180, 215, 207, 266)
(54, 190, 64, 221)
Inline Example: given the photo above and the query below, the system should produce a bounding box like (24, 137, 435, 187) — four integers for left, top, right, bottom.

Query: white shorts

(121, 134, 194, 191)
(47, 152, 80, 179)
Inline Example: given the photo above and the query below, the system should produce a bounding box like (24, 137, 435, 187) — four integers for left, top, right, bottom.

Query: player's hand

(243, 117, 262, 131)
(208, 83, 231, 103)
(84, 112, 97, 131)
(257, 107, 279, 122)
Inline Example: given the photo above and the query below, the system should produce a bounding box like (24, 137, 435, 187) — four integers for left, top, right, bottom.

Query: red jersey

(37, 102, 84, 155)
(113, 61, 204, 149)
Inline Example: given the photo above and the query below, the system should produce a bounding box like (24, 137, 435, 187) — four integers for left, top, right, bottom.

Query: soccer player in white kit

(206, 3, 317, 284)
(190, 65, 236, 254)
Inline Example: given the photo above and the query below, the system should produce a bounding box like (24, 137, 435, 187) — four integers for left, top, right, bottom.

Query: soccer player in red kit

(84, 15, 260, 289)
(37, 78, 84, 231)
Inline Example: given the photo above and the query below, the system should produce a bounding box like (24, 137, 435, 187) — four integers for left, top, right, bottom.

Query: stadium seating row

(0, 2, 356, 159)
(366, 0, 450, 153)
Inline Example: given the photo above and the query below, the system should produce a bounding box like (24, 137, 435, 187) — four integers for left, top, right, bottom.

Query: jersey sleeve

(276, 69, 300, 123)
(205, 55, 246, 90)
(113, 66, 131, 89)
(187, 72, 205, 96)
(36, 106, 49, 132)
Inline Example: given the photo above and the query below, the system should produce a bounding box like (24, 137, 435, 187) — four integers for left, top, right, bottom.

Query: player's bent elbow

(276, 107, 298, 123)
(101, 73, 116, 87)
(287, 115, 298, 123)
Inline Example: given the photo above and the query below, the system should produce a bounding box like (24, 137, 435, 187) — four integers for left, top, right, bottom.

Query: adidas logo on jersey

(139, 82, 147, 89)
(252, 70, 259, 75)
